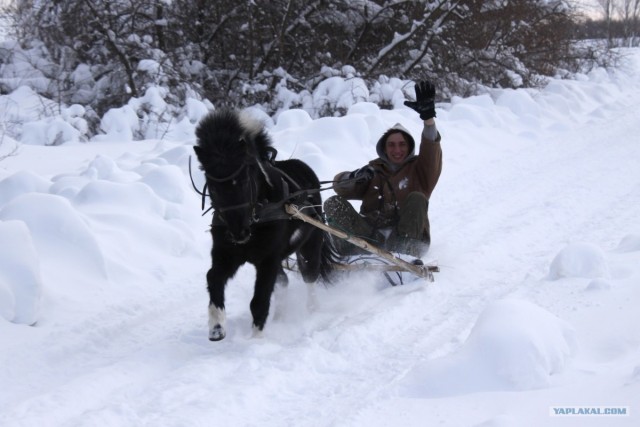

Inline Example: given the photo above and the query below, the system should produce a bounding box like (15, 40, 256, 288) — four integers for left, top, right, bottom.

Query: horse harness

(191, 154, 322, 227)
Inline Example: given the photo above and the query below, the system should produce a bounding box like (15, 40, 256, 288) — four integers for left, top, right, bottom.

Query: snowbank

(400, 299, 577, 397)
(0, 220, 42, 325)
(548, 242, 610, 279)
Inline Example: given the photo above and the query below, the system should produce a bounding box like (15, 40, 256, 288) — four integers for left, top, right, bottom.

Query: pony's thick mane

(195, 109, 273, 162)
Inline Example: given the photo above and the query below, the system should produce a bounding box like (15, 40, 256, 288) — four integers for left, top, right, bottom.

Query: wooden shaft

(285, 204, 433, 280)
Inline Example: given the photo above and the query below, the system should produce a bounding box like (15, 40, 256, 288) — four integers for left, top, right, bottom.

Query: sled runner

(285, 204, 439, 284)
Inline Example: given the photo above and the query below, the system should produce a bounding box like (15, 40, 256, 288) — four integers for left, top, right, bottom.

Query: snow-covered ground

(1, 49, 639, 427)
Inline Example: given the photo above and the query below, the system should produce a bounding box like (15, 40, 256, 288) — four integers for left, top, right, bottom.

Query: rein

(188, 157, 255, 216)
(188, 155, 212, 214)
(206, 162, 248, 183)
(189, 155, 349, 220)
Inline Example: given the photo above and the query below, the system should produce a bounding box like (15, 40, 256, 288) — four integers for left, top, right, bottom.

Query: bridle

(206, 161, 260, 227)
(189, 157, 254, 217)
(205, 162, 249, 184)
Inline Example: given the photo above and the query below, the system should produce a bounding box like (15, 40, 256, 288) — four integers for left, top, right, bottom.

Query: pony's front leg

(206, 263, 239, 341)
(250, 258, 280, 335)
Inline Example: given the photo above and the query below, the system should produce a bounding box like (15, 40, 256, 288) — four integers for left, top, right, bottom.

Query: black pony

(193, 109, 338, 341)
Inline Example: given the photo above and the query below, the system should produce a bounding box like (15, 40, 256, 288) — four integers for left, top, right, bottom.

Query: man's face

(385, 133, 409, 165)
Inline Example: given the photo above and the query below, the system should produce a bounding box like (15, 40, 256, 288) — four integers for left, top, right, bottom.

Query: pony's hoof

(251, 325, 264, 339)
(209, 325, 226, 341)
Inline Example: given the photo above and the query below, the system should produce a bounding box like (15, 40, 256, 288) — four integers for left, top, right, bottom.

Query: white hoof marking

(208, 306, 226, 341)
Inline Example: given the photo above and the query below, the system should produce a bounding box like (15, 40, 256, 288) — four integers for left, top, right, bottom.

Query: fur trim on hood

(375, 123, 416, 165)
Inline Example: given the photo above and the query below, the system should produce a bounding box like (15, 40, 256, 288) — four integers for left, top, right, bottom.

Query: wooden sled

(285, 204, 439, 283)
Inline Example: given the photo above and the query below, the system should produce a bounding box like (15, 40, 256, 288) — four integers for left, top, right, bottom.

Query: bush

(1, 0, 615, 135)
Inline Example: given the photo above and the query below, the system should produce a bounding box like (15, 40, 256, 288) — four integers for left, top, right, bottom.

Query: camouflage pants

(323, 192, 430, 257)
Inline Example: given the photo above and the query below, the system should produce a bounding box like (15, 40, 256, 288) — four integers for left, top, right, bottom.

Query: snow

(400, 299, 577, 396)
(1, 47, 640, 426)
(548, 242, 610, 279)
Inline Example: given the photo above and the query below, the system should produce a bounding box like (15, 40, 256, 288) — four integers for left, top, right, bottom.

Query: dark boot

(324, 196, 384, 255)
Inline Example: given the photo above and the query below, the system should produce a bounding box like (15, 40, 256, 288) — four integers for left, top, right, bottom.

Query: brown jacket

(333, 123, 442, 229)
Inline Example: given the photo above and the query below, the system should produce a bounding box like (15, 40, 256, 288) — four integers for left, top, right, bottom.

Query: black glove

(404, 81, 436, 120)
(349, 165, 374, 183)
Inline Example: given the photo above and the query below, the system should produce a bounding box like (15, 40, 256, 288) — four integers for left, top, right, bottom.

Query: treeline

(579, 0, 640, 47)
(576, 19, 640, 46)
(1, 0, 613, 131)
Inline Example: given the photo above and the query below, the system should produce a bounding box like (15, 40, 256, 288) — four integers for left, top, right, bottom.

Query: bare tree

(616, 0, 640, 46)
(597, 0, 616, 45)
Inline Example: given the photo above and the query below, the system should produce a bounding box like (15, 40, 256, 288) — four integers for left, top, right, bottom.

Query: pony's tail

(319, 232, 344, 283)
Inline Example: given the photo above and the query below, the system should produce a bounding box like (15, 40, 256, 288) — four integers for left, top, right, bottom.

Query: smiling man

(324, 81, 443, 258)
